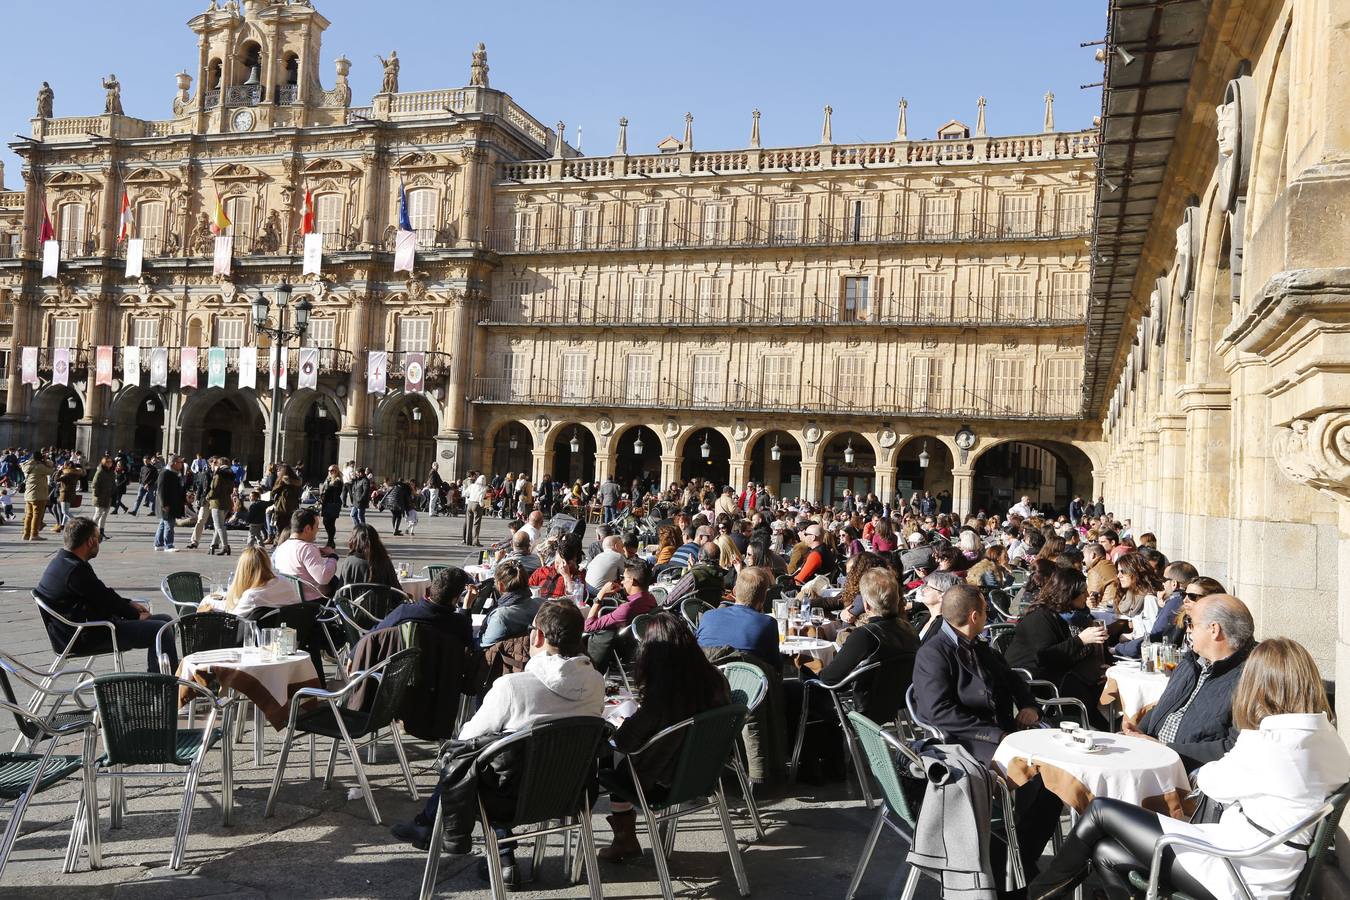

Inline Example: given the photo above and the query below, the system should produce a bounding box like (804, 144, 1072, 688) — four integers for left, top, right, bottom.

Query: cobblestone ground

(0, 502, 931, 899)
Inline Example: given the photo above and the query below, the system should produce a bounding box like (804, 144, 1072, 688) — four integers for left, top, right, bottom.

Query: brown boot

(597, 810, 641, 862)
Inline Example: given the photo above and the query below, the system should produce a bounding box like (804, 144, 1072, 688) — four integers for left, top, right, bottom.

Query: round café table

(1101, 661, 1171, 720)
(780, 636, 835, 673)
(399, 576, 430, 600)
(993, 728, 1192, 818)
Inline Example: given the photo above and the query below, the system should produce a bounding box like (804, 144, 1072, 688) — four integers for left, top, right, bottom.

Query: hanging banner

(95, 346, 113, 386)
(123, 345, 142, 385)
(297, 347, 319, 390)
(149, 347, 168, 387)
(405, 351, 426, 394)
(207, 347, 227, 388)
(393, 229, 416, 273)
(181, 347, 199, 389)
(238, 346, 258, 390)
(42, 241, 59, 278)
(302, 233, 323, 276)
(125, 238, 144, 279)
(51, 347, 70, 386)
(212, 235, 233, 276)
(268, 346, 289, 390)
(367, 350, 388, 394)
(20, 347, 37, 386)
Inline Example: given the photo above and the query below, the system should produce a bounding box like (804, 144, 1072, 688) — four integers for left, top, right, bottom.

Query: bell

(243, 66, 261, 87)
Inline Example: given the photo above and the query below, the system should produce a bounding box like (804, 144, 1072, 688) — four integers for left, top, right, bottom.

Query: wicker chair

(160, 572, 206, 617)
(0, 700, 88, 879)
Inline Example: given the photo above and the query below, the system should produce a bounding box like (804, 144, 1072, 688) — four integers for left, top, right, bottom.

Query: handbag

(69, 493, 83, 509)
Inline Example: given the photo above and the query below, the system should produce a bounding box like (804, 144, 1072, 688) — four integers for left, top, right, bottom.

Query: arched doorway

(895, 437, 955, 512)
(552, 425, 596, 485)
(179, 390, 266, 480)
(134, 394, 166, 459)
(613, 425, 661, 496)
(301, 402, 339, 484)
(491, 422, 534, 477)
(382, 394, 437, 482)
(680, 429, 730, 487)
(972, 440, 1094, 518)
(748, 430, 802, 499)
(54, 389, 82, 450)
(822, 431, 875, 505)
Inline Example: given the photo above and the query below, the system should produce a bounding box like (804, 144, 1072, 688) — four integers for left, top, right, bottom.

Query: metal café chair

(420, 717, 609, 900)
(26, 593, 125, 733)
(680, 598, 715, 629)
(1010, 667, 1091, 727)
(986, 622, 1017, 655)
(160, 572, 207, 617)
(718, 661, 769, 840)
(0, 651, 93, 753)
(67, 673, 228, 872)
(788, 661, 881, 807)
(843, 710, 928, 900)
(0, 700, 89, 880)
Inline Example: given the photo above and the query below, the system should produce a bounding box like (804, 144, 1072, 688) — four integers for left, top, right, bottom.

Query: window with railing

(1044, 357, 1080, 413)
(918, 273, 949, 318)
(702, 203, 729, 244)
(631, 278, 658, 319)
(992, 357, 1027, 399)
(1000, 194, 1035, 236)
(636, 205, 662, 248)
(768, 276, 794, 319)
(408, 189, 437, 245)
(921, 195, 953, 238)
(835, 356, 869, 406)
(563, 278, 589, 315)
(1051, 271, 1087, 318)
(760, 355, 793, 405)
(560, 352, 588, 401)
(224, 196, 252, 240)
(843, 276, 870, 321)
(506, 278, 531, 318)
(843, 198, 875, 242)
(316, 193, 344, 244)
(305, 317, 335, 349)
(625, 354, 654, 403)
(51, 317, 79, 348)
(910, 356, 946, 410)
(691, 354, 722, 404)
(214, 317, 245, 348)
(570, 206, 597, 248)
(697, 277, 723, 319)
(503, 350, 527, 399)
(132, 316, 160, 348)
(770, 202, 801, 243)
(997, 272, 1032, 319)
(1057, 191, 1090, 233)
(397, 316, 431, 352)
(137, 200, 166, 252)
(58, 202, 86, 253)
(512, 209, 536, 251)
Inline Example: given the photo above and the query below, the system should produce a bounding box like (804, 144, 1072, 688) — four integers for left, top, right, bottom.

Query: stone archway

(489, 421, 534, 478)
(971, 439, 1095, 518)
(551, 423, 597, 486)
(109, 385, 167, 460)
(179, 389, 267, 480)
(679, 428, 730, 487)
(821, 431, 876, 505)
(373, 392, 439, 482)
(32, 385, 83, 450)
(279, 390, 342, 484)
(895, 436, 955, 511)
(613, 424, 662, 495)
(747, 429, 802, 498)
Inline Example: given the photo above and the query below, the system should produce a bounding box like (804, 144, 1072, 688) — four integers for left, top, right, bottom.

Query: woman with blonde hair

(204, 546, 297, 618)
(1030, 637, 1349, 899)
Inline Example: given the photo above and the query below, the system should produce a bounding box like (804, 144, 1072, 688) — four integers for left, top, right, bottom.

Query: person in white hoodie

(462, 473, 488, 546)
(390, 600, 604, 880)
(1029, 636, 1350, 899)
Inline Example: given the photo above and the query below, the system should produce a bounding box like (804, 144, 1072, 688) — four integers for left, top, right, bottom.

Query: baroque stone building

(0, 0, 1101, 513)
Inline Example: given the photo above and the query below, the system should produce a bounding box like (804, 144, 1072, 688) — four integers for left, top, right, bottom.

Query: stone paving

(0, 503, 935, 899)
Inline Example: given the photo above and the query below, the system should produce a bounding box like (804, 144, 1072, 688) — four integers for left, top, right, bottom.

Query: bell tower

(185, 0, 332, 134)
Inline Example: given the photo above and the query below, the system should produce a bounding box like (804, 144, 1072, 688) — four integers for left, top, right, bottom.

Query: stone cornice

(1220, 267, 1350, 357)
(1176, 382, 1231, 413)
(1273, 411, 1350, 503)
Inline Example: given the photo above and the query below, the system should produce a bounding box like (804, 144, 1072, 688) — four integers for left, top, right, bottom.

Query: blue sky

(0, 0, 1105, 182)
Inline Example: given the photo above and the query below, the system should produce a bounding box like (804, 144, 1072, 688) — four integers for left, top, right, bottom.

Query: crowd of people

(18, 436, 1346, 898)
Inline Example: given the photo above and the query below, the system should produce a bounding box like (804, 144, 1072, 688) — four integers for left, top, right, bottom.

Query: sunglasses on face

(1184, 591, 1203, 599)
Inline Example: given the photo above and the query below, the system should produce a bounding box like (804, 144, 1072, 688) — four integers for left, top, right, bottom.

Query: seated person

(910, 570, 962, 641)
(817, 568, 919, 724)
(583, 534, 627, 591)
(1004, 567, 1109, 728)
(660, 523, 703, 573)
(389, 601, 604, 886)
(1122, 594, 1254, 770)
(1030, 638, 1349, 900)
(1114, 560, 1198, 657)
(583, 524, 615, 565)
(498, 530, 542, 576)
(598, 610, 731, 861)
(271, 508, 338, 601)
(793, 525, 835, 585)
(206, 545, 298, 618)
(696, 565, 778, 666)
(913, 583, 1060, 877)
(35, 516, 174, 672)
(665, 542, 727, 609)
(479, 559, 539, 648)
(528, 532, 585, 600)
(836, 552, 892, 619)
(336, 524, 403, 591)
(376, 565, 475, 648)
(585, 558, 657, 635)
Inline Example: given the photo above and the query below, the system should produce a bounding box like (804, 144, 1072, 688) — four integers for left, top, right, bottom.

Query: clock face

(231, 109, 255, 132)
(955, 428, 976, 450)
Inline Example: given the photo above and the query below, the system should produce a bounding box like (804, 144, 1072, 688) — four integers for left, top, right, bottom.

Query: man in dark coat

(154, 456, 186, 551)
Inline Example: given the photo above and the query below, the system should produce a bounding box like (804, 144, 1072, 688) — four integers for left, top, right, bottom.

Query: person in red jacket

(793, 525, 836, 585)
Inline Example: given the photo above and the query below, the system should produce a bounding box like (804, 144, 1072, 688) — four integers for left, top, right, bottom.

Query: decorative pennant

(20, 347, 37, 386)
(42, 240, 60, 278)
(302, 232, 323, 276)
(213, 235, 233, 276)
(181, 347, 199, 389)
(238, 346, 258, 390)
(125, 238, 144, 278)
(51, 348, 70, 386)
(269, 345, 289, 390)
(367, 350, 388, 394)
(298, 347, 319, 390)
(149, 347, 168, 387)
(95, 346, 113, 386)
(123, 345, 142, 385)
(405, 351, 426, 394)
(393, 229, 416, 273)
(207, 347, 226, 388)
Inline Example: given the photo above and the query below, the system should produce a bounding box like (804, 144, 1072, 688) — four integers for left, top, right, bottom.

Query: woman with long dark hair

(598, 611, 730, 861)
(337, 523, 401, 590)
(1115, 551, 1164, 639)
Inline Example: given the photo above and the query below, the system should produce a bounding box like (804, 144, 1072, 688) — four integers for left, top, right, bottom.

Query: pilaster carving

(1273, 413, 1350, 502)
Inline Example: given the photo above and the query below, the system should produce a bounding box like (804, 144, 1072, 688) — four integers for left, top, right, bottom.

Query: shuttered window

(836, 356, 868, 407)
(213, 317, 245, 348)
(136, 201, 166, 251)
(998, 272, 1033, 319)
(1000, 194, 1034, 236)
(771, 202, 801, 243)
(224, 197, 252, 240)
(697, 277, 723, 319)
(921, 195, 953, 237)
(910, 356, 946, 409)
(397, 316, 431, 352)
(1050, 271, 1088, 318)
(691, 354, 722, 404)
(636, 205, 662, 248)
(631, 278, 657, 319)
(625, 354, 655, 403)
(1057, 192, 1090, 233)
(408, 189, 437, 243)
(702, 203, 729, 244)
(51, 318, 79, 348)
(560, 352, 587, 401)
(918, 273, 949, 318)
(58, 202, 86, 251)
(760, 355, 793, 405)
(316, 193, 344, 242)
(843, 277, 870, 321)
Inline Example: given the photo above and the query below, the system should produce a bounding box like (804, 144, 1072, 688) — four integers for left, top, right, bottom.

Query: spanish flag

(210, 190, 231, 235)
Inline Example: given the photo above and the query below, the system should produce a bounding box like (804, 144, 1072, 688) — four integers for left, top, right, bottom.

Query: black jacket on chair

(818, 615, 919, 725)
(1004, 606, 1097, 682)
(912, 622, 1036, 766)
(1138, 644, 1250, 770)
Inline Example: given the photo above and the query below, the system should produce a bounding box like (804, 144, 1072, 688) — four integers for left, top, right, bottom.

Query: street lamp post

(251, 283, 311, 467)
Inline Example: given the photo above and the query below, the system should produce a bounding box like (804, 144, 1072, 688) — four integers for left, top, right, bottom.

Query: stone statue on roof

(470, 43, 490, 88)
(102, 74, 123, 115)
(378, 51, 400, 94)
(36, 82, 53, 119)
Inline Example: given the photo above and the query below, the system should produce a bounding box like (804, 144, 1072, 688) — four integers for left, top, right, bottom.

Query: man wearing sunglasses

(1114, 560, 1198, 658)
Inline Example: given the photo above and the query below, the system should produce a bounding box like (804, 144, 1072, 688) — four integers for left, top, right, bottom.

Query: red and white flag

(181, 347, 199, 389)
(94, 346, 113, 386)
(301, 190, 314, 236)
(118, 191, 133, 242)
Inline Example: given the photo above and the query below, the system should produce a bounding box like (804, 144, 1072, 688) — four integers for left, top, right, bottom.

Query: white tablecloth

(1105, 662, 1171, 719)
(179, 649, 319, 728)
(780, 636, 835, 668)
(399, 576, 430, 599)
(994, 728, 1191, 811)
